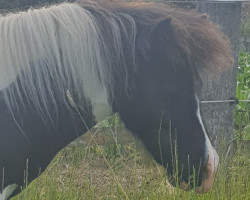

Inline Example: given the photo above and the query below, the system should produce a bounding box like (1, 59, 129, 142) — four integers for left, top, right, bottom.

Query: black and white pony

(0, 1, 232, 199)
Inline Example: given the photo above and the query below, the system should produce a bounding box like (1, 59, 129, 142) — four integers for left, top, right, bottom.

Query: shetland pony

(0, 1, 232, 199)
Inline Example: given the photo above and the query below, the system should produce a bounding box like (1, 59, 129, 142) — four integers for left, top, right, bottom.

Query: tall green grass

(13, 129, 250, 200)
(235, 52, 250, 140)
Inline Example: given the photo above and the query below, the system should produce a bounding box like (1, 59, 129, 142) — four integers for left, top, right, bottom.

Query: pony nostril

(196, 147, 220, 193)
(179, 181, 190, 191)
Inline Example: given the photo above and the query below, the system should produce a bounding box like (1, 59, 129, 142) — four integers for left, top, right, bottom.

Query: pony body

(0, 1, 232, 199)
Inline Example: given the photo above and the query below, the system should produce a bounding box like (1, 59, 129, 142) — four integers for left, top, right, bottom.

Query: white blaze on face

(195, 96, 219, 193)
(179, 96, 220, 193)
(174, 96, 219, 193)
(196, 133, 219, 193)
(0, 184, 17, 200)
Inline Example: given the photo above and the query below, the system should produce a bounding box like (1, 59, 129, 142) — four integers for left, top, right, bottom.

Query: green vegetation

(235, 52, 250, 140)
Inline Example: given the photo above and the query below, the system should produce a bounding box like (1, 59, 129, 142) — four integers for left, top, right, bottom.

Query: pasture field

(13, 52, 250, 200)
(13, 126, 250, 200)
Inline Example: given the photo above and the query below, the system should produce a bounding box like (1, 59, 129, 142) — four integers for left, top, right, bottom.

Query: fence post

(197, 2, 241, 151)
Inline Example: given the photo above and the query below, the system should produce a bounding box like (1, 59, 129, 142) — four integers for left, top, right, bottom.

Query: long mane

(0, 1, 232, 122)
(105, 1, 233, 74)
(0, 2, 136, 120)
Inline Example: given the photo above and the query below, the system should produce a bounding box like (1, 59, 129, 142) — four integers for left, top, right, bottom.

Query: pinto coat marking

(0, 1, 232, 199)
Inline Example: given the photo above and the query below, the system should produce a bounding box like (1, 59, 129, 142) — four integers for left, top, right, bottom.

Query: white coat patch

(0, 71, 17, 91)
(194, 96, 219, 193)
(0, 3, 135, 124)
(195, 96, 219, 165)
(91, 87, 112, 122)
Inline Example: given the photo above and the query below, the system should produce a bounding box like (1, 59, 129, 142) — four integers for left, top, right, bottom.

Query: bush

(235, 52, 250, 140)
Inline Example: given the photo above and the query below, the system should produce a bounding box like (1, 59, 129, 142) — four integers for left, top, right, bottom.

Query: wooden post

(197, 2, 241, 151)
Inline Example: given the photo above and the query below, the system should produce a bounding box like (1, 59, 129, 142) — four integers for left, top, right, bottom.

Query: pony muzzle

(196, 146, 219, 193)
(178, 146, 219, 193)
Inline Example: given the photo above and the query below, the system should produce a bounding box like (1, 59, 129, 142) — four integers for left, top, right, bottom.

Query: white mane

(0, 2, 136, 121)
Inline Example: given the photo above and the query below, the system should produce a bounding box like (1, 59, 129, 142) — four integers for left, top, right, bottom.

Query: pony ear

(150, 18, 173, 51)
(150, 15, 232, 75)
(149, 18, 184, 69)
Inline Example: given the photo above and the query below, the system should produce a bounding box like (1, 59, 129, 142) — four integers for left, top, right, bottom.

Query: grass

(13, 126, 250, 200)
